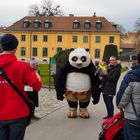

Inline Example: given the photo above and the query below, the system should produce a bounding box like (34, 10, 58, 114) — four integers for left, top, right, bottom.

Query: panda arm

(89, 62, 101, 104)
(55, 64, 68, 101)
(91, 75, 101, 104)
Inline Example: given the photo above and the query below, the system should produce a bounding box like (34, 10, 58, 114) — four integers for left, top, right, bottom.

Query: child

(95, 61, 107, 89)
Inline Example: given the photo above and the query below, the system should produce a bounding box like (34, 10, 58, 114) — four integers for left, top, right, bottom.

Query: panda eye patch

(72, 56, 78, 61)
(81, 56, 87, 62)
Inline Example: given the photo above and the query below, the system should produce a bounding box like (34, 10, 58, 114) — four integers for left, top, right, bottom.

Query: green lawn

(38, 64, 54, 86)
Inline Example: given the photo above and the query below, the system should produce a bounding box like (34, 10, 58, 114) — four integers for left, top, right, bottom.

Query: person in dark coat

(102, 56, 121, 119)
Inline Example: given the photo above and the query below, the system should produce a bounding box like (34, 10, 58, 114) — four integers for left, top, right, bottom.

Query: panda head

(69, 47, 91, 69)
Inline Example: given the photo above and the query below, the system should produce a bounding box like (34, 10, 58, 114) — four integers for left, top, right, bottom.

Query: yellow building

(4, 15, 120, 62)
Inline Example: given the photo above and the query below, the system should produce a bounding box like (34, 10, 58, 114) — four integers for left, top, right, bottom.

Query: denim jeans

(0, 118, 27, 140)
(103, 94, 114, 117)
(124, 119, 140, 140)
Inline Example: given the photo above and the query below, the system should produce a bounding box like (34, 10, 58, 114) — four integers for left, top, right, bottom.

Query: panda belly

(66, 72, 91, 92)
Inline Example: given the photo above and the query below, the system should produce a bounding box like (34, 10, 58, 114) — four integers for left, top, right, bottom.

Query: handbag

(0, 68, 35, 125)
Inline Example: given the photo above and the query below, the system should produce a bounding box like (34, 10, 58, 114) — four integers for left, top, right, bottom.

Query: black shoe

(32, 115, 40, 120)
(103, 115, 113, 119)
(103, 115, 111, 119)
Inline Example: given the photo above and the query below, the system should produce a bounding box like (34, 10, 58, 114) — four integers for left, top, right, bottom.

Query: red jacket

(0, 54, 42, 120)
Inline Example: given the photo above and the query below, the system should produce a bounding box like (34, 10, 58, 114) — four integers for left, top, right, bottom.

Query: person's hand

(92, 99, 99, 105)
(99, 77, 103, 80)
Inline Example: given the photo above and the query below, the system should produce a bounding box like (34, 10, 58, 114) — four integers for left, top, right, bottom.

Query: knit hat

(1, 34, 19, 51)
(30, 58, 38, 69)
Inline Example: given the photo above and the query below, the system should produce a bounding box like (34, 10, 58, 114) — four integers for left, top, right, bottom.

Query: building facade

(4, 15, 120, 62)
(120, 32, 140, 60)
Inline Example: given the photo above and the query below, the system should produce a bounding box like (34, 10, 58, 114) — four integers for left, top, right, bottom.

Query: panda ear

(70, 48, 74, 51)
(85, 48, 90, 52)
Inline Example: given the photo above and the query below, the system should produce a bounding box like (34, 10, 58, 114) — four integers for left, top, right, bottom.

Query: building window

(43, 35, 48, 42)
(42, 47, 48, 57)
(23, 22, 29, 28)
(83, 36, 88, 43)
(72, 36, 78, 43)
(23, 20, 31, 28)
(96, 20, 102, 29)
(95, 49, 100, 58)
(33, 35, 37, 42)
(21, 35, 26, 41)
(57, 47, 62, 53)
(84, 20, 91, 29)
(21, 47, 26, 56)
(57, 35, 62, 42)
(32, 47, 37, 56)
(73, 20, 80, 29)
(109, 36, 114, 43)
(95, 36, 101, 43)
(33, 20, 41, 28)
(44, 20, 51, 28)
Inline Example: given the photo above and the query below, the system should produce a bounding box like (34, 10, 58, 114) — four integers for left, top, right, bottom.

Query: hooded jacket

(0, 54, 42, 120)
(116, 64, 140, 120)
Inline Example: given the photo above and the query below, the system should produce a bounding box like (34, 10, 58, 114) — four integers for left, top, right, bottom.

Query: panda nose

(77, 63, 82, 67)
(76, 60, 82, 67)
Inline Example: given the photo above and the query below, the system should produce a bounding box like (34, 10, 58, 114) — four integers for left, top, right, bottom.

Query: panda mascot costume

(55, 47, 101, 118)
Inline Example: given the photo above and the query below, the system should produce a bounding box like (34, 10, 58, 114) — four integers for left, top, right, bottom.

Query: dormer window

(44, 20, 51, 28)
(84, 20, 91, 29)
(96, 20, 102, 29)
(23, 20, 31, 28)
(73, 20, 80, 29)
(33, 19, 41, 28)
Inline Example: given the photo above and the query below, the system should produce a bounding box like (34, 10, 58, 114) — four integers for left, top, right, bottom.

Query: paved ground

(34, 88, 67, 118)
(24, 72, 126, 140)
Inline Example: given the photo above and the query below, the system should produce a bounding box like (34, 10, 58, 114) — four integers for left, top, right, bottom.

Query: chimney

(93, 12, 96, 17)
(69, 14, 74, 17)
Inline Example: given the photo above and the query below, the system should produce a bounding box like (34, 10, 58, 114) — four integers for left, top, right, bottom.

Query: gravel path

(34, 88, 66, 118)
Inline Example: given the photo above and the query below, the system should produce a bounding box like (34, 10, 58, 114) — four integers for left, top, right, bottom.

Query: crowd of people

(0, 34, 140, 140)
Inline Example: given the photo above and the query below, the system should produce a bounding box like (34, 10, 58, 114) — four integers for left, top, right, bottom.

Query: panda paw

(92, 99, 99, 105)
(58, 96, 64, 101)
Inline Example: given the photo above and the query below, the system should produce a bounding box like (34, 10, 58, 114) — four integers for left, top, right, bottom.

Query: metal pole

(30, 32, 32, 60)
(48, 57, 51, 91)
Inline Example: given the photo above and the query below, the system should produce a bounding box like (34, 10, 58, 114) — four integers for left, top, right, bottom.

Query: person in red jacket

(0, 34, 42, 140)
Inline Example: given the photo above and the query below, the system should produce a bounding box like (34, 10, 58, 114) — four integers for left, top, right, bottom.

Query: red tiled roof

(121, 43, 137, 48)
(0, 27, 6, 32)
(5, 16, 120, 33)
(122, 31, 140, 39)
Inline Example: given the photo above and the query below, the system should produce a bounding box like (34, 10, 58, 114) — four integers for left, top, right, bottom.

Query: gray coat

(116, 64, 140, 120)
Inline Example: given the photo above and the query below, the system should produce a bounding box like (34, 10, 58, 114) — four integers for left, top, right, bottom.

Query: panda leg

(77, 93, 91, 118)
(67, 100, 78, 118)
(79, 101, 90, 119)
(66, 93, 78, 118)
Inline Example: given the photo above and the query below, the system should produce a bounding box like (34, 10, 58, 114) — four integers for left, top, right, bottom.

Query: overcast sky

(0, 0, 139, 32)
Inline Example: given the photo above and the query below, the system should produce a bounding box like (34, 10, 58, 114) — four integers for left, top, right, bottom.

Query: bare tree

(135, 18, 140, 32)
(28, 0, 64, 16)
(116, 24, 126, 34)
(134, 18, 140, 52)
(111, 22, 126, 34)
